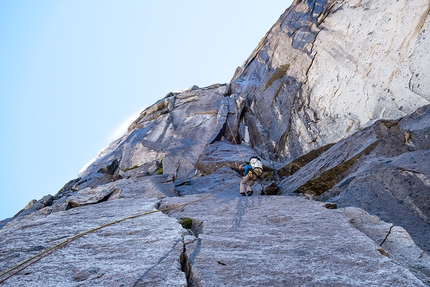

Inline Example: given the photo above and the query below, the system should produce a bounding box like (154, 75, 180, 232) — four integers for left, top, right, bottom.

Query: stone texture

(2, 1, 430, 286)
(277, 105, 430, 256)
(278, 120, 388, 195)
(229, 0, 430, 161)
(0, 198, 187, 287)
(195, 141, 275, 176)
(79, 84, 228, 182)
(3, 189, 428, 286)
(13, 195, 54, 218)
(160, 196, 428, 286)
(342, 207, 430, 285)
(5, 174, 178, 229)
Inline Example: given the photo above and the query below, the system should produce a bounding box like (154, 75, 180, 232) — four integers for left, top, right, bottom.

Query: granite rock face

(230, 0, 430, 160)
(279, 104, 430, 255)
(1, 189, 429, 286)
(2, 0, 430, 286)
(78, 84, 228, 183)
(0, 198, 188, 287)
(161, 196, 429, 287)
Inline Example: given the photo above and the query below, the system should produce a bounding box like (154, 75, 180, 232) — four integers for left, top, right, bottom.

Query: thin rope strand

(0, 180, 239, 284)
(226, 117, 247, 164)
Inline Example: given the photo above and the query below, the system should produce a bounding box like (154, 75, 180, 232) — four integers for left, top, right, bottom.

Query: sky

(0, 0, 292, 220)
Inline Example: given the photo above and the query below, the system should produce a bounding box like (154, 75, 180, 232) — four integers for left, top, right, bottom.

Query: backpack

(249, 156, 263, 177)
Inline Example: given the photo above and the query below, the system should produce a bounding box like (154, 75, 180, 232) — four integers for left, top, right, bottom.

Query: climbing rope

(1, 110, 248, 284)
(0, 180, 239, 284)
(226, 116, 247, 165)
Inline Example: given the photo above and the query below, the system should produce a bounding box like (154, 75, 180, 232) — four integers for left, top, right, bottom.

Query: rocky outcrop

(162, 196, 430, 287)
(1, 0, 430, 286)
(0, 198, 188, 286)
(1, 187, 429, 286)
(229, 0, 430, 160)
(278, 104, 430, 254)
(79, 84, 228, 182)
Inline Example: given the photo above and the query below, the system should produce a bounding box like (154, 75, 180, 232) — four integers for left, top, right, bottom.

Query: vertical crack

(317, 0, 344, 26)
(181, 237, 202, 287)
(178, 217, 204, 286)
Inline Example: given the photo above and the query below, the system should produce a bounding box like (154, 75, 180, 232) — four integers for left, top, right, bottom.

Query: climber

(239, 162, 257, 196)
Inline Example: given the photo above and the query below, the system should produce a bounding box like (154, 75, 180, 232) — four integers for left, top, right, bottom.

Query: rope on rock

(380, 224, 394, 246)
(1, 110, 247, 284)
(0, 180, 239, 284)
(226, 117, 247, 165)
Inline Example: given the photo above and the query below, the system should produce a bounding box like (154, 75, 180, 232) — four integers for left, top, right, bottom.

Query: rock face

(0, 198, 188, 286)
(230, 0, 430, 160)
(79, 84, 229, 182)
(1, 192, 429, 286)
(163, 196, 430, 287)
(1, 0, 430, 286)
(279, 104, 430, 254)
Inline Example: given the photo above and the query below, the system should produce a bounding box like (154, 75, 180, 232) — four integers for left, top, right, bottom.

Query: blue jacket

(243, 164, 253, 176)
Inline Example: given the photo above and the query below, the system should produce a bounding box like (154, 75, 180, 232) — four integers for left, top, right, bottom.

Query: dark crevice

(278, 143, 336, 177)
(65, 188, 122, 210)
(98, 188, 122, 203)
(303, 51, 317, 85)
(155, 201, 204, 286)
(180, 240, 201, 287)
(180, 220, 204, 287)
(295, 141, 379, 195)
(153, 200, 162, 210)
(97, 159, 120, 175)
(65, 201, 75, 210)
(316, 0, 342, 26)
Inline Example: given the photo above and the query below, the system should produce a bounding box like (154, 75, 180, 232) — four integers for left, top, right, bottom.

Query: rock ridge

(1, 0, 430, 286)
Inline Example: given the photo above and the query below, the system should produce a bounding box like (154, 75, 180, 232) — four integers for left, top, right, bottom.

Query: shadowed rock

(278, 120, 394, 195)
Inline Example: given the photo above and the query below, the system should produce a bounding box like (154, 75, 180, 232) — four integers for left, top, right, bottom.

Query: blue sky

(0, 1, 292, 220)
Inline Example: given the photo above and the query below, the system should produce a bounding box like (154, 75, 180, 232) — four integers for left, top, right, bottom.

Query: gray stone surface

(0, 198, 187, 287)
(276, 105, 430, 255)
(78, 84, 228, 182)
(278, 120, 388, 195)
(160, 196, 427, 286)
(342, 207, 430, 285)
(2, 1, 430, 286)
(2, 192, 427, 286)
(196, 141, 275, 176)
(229, 0, 430, 160)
